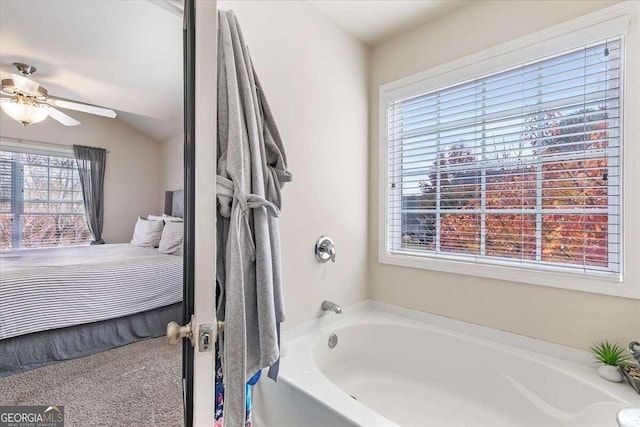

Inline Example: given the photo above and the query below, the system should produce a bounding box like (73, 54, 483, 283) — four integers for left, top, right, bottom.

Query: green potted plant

(590, 341, 630, 382)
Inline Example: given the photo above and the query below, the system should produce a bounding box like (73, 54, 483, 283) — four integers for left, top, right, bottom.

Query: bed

(0, 190, 184, 377)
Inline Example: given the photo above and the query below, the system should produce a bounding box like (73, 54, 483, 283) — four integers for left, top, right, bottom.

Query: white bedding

(0, 244, 182, 340)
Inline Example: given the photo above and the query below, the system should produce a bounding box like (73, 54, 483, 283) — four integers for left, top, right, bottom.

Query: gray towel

(216, 10, 292, 427)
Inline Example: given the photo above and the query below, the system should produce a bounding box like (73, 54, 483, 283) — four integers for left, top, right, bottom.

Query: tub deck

(253, 301, 639, 427)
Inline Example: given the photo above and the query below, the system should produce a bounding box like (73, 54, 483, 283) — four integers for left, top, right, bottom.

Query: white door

(166, 0, 217, 426)
(192, 0, 217, 425)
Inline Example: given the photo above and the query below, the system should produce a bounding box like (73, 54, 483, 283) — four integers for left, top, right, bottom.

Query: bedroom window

(379, 13, 636, 297)
(0, 150, 91, 251)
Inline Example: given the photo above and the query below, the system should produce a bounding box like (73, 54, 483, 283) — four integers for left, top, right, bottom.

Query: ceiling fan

(0, 62, 117, 126)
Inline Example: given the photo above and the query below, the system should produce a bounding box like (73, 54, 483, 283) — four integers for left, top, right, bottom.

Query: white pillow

(158, 221, 184, 255)
(131, 217, 164, 248)
(147, 214, 165, 221)
(162, 214, 183, 222)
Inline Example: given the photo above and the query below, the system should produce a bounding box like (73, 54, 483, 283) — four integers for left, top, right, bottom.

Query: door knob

(166, 315, 194, 346)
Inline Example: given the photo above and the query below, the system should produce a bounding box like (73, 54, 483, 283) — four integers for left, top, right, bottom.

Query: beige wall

(369, 0, 640, 350)
(0, 112, 164, 244)
(162, 133, 183, 192)
(218, 0, 370, 329)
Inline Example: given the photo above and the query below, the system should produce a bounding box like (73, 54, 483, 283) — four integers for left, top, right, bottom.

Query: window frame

(0, 140, 91, 251)
(378, 3, 640, 299)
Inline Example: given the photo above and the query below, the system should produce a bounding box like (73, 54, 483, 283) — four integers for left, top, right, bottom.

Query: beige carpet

(0, 337, 183, 427)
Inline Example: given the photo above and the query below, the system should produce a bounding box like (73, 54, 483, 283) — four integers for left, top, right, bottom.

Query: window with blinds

(385, 38, 621, 278)
(0, 150, 91, 251)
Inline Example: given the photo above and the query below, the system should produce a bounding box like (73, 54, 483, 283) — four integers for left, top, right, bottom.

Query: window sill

(378, 250, 640, 300)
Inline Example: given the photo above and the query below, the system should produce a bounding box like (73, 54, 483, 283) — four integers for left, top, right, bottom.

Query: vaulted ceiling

(0, 0, 183, 142)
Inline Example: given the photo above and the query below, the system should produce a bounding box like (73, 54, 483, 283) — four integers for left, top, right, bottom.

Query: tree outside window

(0, 151, 91, 251)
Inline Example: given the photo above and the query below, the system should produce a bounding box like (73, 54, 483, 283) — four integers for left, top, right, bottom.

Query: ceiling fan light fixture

(1, 97, 49, 126)
(0, 63, 113, 127)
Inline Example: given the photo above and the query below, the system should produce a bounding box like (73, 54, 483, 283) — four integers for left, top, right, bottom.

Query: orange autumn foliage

(418, 109, 610, 268)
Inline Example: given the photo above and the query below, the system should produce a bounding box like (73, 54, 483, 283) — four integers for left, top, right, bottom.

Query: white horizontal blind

(387, 38, 621, 278)
(0, 150, 91, 251)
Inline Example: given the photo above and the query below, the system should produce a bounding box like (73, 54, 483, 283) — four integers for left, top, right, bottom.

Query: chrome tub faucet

(321, 300, 342, 314)
(315, 236, 336, 263)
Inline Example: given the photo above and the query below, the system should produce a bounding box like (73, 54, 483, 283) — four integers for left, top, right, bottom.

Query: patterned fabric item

(0, 244, 182, 340)
(215, 342, 257, 427)
(158, 221, 183, 255)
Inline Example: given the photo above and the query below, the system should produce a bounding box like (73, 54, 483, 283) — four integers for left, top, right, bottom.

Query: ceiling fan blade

(51, 98, 116, 118)
(12, 73, 40, 95)
(48, 107, 80, 126)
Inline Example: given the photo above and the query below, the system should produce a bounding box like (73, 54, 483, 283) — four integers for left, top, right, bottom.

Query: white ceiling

(0, 0, 469, 141)
(309, 0, 471, 45)
(0, 0, 183, 142)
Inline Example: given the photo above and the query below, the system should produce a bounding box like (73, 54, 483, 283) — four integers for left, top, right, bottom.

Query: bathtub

(252, 301, 639, 427)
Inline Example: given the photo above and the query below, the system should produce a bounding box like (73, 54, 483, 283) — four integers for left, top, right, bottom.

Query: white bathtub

(252, 301, 639, 427)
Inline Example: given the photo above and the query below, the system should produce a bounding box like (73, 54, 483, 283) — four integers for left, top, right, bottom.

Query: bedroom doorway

(0, 0, 218, 425)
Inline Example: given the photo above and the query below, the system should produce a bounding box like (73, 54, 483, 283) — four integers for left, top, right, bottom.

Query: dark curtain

(73, 145, 107, 244)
